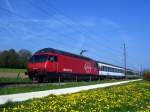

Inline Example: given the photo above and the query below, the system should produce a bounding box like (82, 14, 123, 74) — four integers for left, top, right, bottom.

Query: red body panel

(27, 52, 98, 76)
(55, 54, 98, 75)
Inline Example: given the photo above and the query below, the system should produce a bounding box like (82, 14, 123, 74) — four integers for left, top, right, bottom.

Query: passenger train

(27, 48, 137, 82)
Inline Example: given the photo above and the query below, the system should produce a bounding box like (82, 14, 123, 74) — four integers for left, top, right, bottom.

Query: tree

(18, 49, 32, 68)
(0, 49, 32, 68)
(143, 70, 150, 81)
(0, 50, 9, 68)
(7, 49, 19, 68)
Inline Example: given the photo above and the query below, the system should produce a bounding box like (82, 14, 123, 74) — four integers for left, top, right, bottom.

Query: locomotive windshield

(29, 55, 57, 63)
(30, 54, 48, 63)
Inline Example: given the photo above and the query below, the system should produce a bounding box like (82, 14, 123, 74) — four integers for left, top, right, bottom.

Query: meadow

(1, 80, 149, 112)
(0, 68, 26, 73)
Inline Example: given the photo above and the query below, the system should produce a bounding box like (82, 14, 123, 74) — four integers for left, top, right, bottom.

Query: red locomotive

(27, 48, 99, 82)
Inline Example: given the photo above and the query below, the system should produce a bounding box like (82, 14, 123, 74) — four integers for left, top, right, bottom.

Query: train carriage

(97, 61, 138, 79)
(97, 61, 125, 79)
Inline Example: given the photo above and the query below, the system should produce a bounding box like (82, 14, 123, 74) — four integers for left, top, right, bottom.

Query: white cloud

(5, 0, 15, 13)
(0, 15, 124, 53)
(101, 18, 120, 28)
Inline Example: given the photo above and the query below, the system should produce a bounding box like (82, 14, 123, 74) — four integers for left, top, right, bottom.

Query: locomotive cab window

(49, 56, 58, 62)
(29, 54, 48, 63)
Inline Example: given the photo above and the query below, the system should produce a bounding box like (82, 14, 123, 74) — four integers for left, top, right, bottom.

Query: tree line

(0, 49, 32, 68)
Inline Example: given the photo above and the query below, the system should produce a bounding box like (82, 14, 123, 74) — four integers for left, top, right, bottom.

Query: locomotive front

(27, 53, 57, 82)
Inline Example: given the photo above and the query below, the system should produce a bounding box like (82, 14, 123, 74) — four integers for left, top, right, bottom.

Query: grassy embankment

(0, 78, 31, 83)
(0, 68, 26, 73)
(0, 80, 149, 112)
(0, 79, 124, 95)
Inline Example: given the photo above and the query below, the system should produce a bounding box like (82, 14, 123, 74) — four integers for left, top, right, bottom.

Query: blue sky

(0, 0, 150, 70)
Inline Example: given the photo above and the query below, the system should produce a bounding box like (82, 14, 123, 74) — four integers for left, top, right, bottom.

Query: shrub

(143, 70, 150, 81)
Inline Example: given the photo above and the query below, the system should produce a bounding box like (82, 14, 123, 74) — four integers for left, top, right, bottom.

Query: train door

(49, 56, 58, 72)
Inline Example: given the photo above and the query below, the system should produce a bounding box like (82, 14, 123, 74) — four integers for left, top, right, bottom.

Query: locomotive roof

(35, 48, 93, 61)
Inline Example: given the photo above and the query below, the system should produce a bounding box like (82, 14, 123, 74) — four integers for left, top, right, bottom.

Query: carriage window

(117, 69, 119, 73)
(114, 68, 117, 72)
(106, 67, 109, 71)
(100, 66, 103, 71)
(119, 69, 122, 73)
(113, 68, 115, 72)
(110, 68, 112, 72)
(101, 66, 104, 71)
(108, 67, 110, 72)
(103, 66, 106, 71)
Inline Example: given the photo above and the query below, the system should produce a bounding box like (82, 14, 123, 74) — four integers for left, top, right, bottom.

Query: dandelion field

(1, 80, 150, 112)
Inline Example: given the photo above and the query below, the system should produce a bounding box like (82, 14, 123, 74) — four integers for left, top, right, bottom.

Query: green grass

(0, 79, 125, 95)
(0, 68, 26, 73)
(0, 77, 31, 83)
(0, 80, 149, 112)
